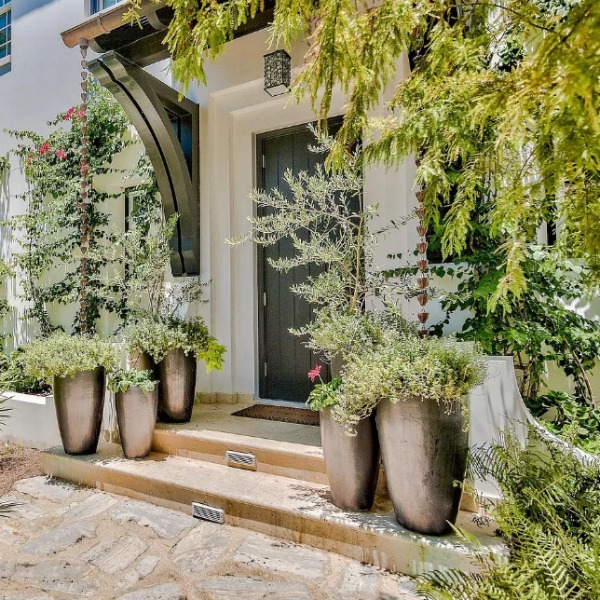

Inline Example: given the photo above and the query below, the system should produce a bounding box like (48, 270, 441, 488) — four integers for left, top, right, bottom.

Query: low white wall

(0, 389, 117, 450)
(0, 392, 62, 449)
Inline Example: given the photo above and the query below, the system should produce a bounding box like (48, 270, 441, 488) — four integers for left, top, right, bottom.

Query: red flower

(78, 109, 86, 119)
(65, 107, 76, 121)
(56, 149, 67, 160)
(37, 142, 50, 156)
(308, 364, 322, 383)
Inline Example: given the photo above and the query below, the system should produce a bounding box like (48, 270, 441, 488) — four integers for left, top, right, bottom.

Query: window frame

(0, 0, 11, 69)
(89, 0, 122, 16)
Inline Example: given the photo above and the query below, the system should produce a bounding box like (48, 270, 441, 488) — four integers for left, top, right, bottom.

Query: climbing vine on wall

(7, 80, 161, 335)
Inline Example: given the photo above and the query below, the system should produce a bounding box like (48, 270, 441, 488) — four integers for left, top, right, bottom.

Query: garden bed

(0, 444, 44, 496)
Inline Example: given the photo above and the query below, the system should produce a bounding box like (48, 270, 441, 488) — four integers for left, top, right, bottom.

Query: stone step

(43, 444, 504, 577)
(152, 427, 328, 485)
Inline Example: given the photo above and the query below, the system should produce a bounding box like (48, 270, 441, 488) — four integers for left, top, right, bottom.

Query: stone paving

(0, 477, 422, 599)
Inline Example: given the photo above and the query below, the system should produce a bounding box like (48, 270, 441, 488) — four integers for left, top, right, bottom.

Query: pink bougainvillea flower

(308, 364, 322, 383)
(78, 109, 86, 119)
(37, 142, 50, 156)
(56, 148, 67, 160)
(65, 107, 76, 121)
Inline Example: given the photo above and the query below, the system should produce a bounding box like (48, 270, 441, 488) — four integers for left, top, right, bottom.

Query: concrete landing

(156, 403, 322, 447)
(43, 444, 504, 576)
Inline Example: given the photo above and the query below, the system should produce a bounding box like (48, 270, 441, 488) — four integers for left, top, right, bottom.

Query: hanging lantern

(263, 50, 291, 97)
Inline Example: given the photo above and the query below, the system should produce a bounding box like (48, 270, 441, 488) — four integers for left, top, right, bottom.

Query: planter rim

(115, 384, 157, 396)
(53, 366, 106, 379)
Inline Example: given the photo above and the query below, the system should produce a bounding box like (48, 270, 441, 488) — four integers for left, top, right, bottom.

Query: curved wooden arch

(89, 51, 199, 276)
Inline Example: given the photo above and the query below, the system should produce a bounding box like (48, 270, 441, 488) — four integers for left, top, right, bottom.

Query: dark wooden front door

(257, 124, 337, 402)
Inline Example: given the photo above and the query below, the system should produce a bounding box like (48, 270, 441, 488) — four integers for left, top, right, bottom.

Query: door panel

(257, 124, 339, 402)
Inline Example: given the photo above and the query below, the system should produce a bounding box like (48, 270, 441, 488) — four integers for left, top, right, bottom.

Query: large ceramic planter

(53, 368, 106, 455)
(129, 351, 156, 374)
(157, 348, 196, 423)
(116, 385, 158, 459)
(320, 407, 380, 511)
(376, 396, 469, 535)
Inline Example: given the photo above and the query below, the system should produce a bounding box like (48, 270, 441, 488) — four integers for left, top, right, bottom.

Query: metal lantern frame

(263, 49, 291, 97)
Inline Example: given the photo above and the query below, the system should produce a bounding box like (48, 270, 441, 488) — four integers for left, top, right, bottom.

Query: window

(90, 0, 121, 15)
(0, 0, 11, 66)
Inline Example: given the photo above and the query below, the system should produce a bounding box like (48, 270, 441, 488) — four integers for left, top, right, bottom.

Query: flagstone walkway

(0, 477, 422, 599)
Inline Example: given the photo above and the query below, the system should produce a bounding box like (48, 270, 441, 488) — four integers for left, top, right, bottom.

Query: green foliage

(20, 333, 121, 384)
(125, 0, 266, 90)
(529, 391, 600, 454)
(112, 213, 227, 371)
(418, 426, 600, 599)
(109, 211, 177, 324)
(303, 306, 417, 359)
(430, 239, 600, 407)
(0, 258, 14, 353)
(127, 316, 226, 372)
(108, 369, 157, 394)
(307, 376, 342, 411)
(0, 155, 8, 179)
(232, 139, 412, 362)
(232, 141, 379, 315)
(143, 0, 600, 301)
(0, 350, 51, 396)
(334, 334, 485, 430)
(7, 80, 161, 335)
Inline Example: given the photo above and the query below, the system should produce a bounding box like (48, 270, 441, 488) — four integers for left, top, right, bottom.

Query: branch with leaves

(127, 0, 600, 305)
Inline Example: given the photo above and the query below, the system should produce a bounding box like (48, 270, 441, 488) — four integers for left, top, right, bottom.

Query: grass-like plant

(127, 316, 226, 372)
(108, 369, 156, 394)
(307, 377, 342, 412)
(20, 333, 121, 384)
(418, 426, 600, 599)
(333, 334, 485, 429)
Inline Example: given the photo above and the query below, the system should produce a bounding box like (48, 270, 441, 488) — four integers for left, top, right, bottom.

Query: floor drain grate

(192, 502, 225, 524)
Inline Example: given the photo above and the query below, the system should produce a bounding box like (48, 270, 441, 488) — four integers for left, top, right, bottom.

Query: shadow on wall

(13, 0, 59, 19)
(0, 164, 38, 350)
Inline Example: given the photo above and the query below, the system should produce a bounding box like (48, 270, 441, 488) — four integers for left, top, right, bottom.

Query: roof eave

(61, 0, 163, 48)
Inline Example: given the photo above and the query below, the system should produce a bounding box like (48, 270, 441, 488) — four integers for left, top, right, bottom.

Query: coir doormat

(232, 404, 320, 427)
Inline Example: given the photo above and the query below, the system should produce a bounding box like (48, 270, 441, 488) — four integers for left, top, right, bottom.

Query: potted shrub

(108, 369, 158, 459)
(308, 371, 380, 511)
(336, 333, 486, 535)
(128, 316, 225, 423)
(233, 141, 412, 512)
(21, 334, 119, 455)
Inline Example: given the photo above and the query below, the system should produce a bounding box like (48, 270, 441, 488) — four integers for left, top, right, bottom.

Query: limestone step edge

(151, 427, 480, 512)
(152, 427, 328, 484)
(42, 443, 505, 577)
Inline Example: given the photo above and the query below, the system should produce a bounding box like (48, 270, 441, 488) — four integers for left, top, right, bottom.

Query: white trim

(0, 55, 9, 69)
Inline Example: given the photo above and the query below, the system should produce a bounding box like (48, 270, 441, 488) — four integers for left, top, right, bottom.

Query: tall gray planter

(376, 396, 469, 535)
(157, 348, 196, 423)
(53, 368, 106, 455)
(116, 385, 158, 459)
(129, 351, 156, 374)
(320, 407, 380, 511)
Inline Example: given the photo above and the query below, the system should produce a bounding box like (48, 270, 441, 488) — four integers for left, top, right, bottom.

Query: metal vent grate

(192, 502, 225, 524)
(226, 450, 257, 471)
